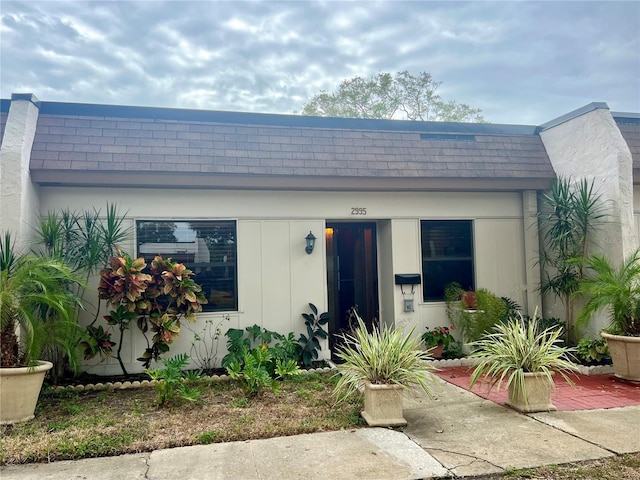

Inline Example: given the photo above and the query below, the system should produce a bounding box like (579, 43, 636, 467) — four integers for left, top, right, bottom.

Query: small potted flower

(421, 326, 455, 359)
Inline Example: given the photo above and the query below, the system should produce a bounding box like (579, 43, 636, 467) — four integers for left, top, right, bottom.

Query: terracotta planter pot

(427, 343, 444, 359)
(361, 383, 406, 427)
(506, 372, 556, 413)
(462, 291, 477, 309)
(0, 361, 53, 424)
(601, 332, 640, 382)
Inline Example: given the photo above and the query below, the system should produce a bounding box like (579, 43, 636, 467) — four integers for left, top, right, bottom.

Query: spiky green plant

(33, 204, 131, 381)
(538, 177, 605, 344)
(333, 314, 438, 402)
(468, 313, 578, 402)
(575, 251, 640, 336)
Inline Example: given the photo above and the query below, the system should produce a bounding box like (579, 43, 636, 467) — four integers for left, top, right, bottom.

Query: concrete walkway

(2, 378, 639, 479)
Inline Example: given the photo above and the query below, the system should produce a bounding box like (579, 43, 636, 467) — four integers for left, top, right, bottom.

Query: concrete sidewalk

(2, 378, 639, 479)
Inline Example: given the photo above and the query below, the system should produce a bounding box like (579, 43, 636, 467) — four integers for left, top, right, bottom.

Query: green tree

(301, 71, 485, 122)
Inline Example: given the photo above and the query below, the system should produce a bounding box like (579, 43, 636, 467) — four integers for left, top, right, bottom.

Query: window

(421, 220, 474, 301)
(136, 220, 237, 311)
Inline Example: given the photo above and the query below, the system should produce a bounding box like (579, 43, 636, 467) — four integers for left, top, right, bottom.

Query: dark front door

(326, 222, 379, 353)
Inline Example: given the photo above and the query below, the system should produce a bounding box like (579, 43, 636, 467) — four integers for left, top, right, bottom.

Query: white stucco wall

(540, 107, 635, 260)
(540, 106, 636, 334)
(0, 95, 41, 251)
(38, 186, 529, 374)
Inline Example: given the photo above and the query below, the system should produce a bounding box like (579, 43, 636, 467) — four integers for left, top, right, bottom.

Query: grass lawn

(495, 453, 640, 479)
(0, 372, 363, 465)
(1, 372, 638, 480)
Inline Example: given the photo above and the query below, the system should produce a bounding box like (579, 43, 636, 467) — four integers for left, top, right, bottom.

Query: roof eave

(30, 169, 554, 192)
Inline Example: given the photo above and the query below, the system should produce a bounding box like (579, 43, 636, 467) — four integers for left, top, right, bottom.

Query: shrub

(446, 285, 507, 343)
(299, 303, 329, 367)
(222, 325, 301, 397)
(575, 338, 610, 365)
(96, 253, 208, 375)
(145, 353, 203, 406)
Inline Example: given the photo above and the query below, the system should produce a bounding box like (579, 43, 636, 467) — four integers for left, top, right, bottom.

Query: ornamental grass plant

(333, 314, 438, 401)
(469, 312, 579, 400)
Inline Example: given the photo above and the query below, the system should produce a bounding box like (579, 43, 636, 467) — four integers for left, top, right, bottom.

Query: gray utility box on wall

(394, 274, 421, 313)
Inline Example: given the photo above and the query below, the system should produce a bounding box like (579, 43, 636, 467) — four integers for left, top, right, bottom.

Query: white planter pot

(506, 371, 556, 413)
(0, 360, 53, 424)
(601, 332, 640, 382)
(361, 383, 407, 427)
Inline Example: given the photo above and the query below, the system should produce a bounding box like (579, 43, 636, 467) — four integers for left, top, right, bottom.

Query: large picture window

(136, 220, 237, 311)
(421, 220, 474, 301)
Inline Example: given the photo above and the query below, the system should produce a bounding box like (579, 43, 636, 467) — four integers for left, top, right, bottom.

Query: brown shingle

(616, 121, 640, 166)
(29, 106, 557, 185)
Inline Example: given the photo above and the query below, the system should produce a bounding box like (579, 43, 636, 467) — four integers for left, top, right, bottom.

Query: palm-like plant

(33, 205, 131, 380)
(575, 252, 640, 336)
(538, 177, 605, 344)
(0, 232, 83, 368)
(333, 315, 438, 401)
(469, 314, 578, 402)
(35, 204, 131, 281)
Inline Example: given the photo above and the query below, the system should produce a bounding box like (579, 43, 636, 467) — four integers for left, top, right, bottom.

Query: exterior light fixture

(305, 231, 316, 255)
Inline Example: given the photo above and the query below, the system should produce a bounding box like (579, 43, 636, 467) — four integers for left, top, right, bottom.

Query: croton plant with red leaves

(91, 253, 207, 376)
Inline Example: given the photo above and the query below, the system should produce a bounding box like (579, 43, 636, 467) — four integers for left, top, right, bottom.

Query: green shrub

(223, 325, 301, 397)
(299, 303, 329, 367)
(576, 338, 610, 365)
(145, 353, 203, 406)
(446, 285, 508, 343)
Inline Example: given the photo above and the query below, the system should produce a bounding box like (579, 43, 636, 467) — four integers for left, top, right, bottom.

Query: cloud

(1, 0, 638, 124)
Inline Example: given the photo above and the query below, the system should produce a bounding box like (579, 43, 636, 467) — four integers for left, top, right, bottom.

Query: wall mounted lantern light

(305, 231, 316, 255)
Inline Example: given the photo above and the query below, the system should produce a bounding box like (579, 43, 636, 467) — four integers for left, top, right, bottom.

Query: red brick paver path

(434, 366, 640, 411)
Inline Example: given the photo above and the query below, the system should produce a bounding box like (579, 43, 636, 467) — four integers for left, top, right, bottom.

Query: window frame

(420, 219, 475, 302)
(135, 219, 238, 312)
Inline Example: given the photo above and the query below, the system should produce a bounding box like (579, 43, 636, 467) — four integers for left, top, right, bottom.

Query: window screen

(137, 220, 237, 311)
(421, 220, 474, 301)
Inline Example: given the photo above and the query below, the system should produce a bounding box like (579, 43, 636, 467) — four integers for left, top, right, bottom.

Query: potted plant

(333, 314, 438, 427)
(0, 233, 82, 424)
(421, 325, 455, 359)
(575, 252, 640, 381)
(445, 283, 507, 344)
(468, 313, 578, 412)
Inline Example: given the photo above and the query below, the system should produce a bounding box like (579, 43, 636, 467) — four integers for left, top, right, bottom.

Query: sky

(1, 1, 639, 125)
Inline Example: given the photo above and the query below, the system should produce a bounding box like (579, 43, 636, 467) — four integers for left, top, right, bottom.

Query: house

(1, 93, 638, 374)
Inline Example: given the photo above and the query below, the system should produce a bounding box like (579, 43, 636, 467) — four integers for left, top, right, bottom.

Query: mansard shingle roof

(614, 115, 640, 167)
(15, 100, 557, 190)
